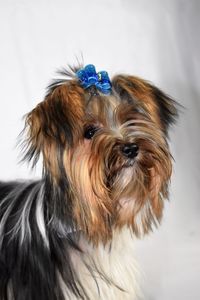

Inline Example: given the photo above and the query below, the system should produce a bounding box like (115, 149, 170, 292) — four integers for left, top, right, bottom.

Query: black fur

(46, 65, 82, 96)
(0, 66, 179, 300)
(152, 86, 179, 133)
(0, 180, 88, 300)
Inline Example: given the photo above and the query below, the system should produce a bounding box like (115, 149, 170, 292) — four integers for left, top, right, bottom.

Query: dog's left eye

(84, 126, 98, 139)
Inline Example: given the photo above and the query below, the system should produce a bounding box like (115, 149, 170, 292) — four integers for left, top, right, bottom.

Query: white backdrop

(0, 0, 199, 299)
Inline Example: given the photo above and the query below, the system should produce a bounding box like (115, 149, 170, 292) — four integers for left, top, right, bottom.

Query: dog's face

(24, 66, 177, 244)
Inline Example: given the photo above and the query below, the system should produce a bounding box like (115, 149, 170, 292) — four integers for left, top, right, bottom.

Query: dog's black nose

(121, 143, 139, 159)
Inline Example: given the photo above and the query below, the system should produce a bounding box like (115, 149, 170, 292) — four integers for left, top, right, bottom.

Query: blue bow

(76, 64, 112, 95)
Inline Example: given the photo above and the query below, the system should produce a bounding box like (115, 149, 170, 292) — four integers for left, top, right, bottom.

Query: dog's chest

(66, 228, 139, 300)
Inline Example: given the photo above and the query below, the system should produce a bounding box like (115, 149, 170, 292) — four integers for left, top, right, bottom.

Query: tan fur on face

(109, 116, 172, 235)
(62, 92, 173, 241)
(63, 140, 113, 245)
(24, 70, 177, 244)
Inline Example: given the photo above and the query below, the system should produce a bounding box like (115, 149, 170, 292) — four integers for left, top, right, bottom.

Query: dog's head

(23, 64, 178, 244)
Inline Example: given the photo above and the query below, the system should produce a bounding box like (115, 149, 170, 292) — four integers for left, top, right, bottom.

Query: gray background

(0, 0, 199, 299)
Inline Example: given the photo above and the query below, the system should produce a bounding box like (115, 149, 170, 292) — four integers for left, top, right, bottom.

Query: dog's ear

(112, 75, 178, 135)
(23, 82, 85, 178)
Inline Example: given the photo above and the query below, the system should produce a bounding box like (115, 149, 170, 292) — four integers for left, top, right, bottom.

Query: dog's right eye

(84, 126, 98, 139)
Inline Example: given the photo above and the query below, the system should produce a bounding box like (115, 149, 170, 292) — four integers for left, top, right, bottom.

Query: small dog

(0, 64, 178, 300)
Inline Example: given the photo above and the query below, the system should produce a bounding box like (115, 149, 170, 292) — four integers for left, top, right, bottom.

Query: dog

(0, 64, 178, 300)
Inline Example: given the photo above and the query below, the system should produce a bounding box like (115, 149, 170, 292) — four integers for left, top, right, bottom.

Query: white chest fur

(63, 228, 140, 300)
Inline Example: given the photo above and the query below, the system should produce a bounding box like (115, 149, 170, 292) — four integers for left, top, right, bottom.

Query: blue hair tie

(76, 64, 112, 95)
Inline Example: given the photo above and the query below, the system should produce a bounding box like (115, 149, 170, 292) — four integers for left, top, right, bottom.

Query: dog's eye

(84, 126, 98, 139)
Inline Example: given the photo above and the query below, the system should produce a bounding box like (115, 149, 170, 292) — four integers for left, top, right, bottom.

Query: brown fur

(24, 70, 177, 244)
(25, 82, 85, 180)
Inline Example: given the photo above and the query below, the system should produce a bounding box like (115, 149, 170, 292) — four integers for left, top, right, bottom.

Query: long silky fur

(0, 179, 90, 300)
(0, 65, 178, 300)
